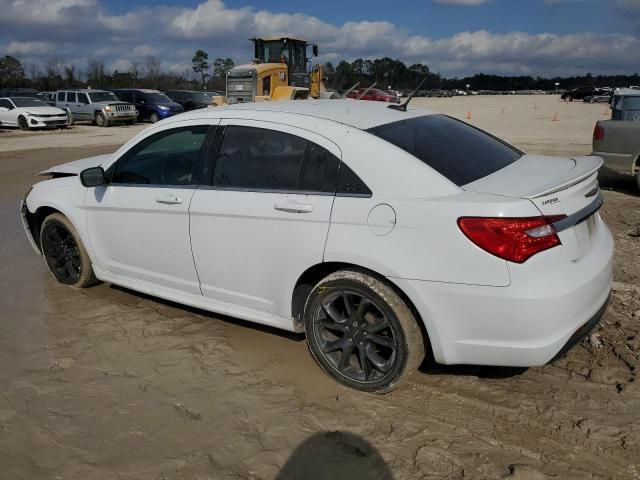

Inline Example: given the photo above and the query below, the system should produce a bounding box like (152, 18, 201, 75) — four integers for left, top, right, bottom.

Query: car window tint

(112, 125, 209, 186)
(368, 114, 522, 186)
(0, 99, 11, 109)
(213, 126, 307, 191)
(78, 93, 89, 104)
(57, 92, 65, 102)
(66, 92, 77, 103)
(300, 143, 339, 193)
(337, 163, 372, 196)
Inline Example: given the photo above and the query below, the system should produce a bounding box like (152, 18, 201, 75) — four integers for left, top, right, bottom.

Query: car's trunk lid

(463, 154, 604, 260)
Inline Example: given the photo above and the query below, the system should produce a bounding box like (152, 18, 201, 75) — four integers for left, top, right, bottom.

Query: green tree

(0, 55, 26, 87)
(192, 49, 210, 89)
(213, 57, 235, 80)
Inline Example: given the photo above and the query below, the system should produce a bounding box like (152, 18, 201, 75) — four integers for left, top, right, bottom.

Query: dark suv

(112, 89, 184, 123)
(561, 86, 601, 101)
(164, 90, 213, 111)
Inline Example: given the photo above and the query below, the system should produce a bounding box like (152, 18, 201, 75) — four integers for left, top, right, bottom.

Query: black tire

(149, 113, 159, 123)
(18, 116, 29, 130)
(40, 213, 99, 288)
(304, 269, 425, 393)
(95, 112, 108, 127)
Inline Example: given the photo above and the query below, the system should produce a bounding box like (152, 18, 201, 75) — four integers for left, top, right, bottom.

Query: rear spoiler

(526, 156, 603, 199)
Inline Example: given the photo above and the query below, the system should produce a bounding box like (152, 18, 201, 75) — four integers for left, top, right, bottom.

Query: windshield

(88, 91, 119, 103)
(368, 115, 522, 186)
(11, 97, 47, 108)
(143, 93, 173, 103)
(190, 92, 212, 102)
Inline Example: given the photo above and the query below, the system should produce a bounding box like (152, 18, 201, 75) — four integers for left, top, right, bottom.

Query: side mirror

(80, 166, 106, 187)
(312, 45, 318, 57)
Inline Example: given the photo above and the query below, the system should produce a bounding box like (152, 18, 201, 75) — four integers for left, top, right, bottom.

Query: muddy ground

(1, 97, 639, 479)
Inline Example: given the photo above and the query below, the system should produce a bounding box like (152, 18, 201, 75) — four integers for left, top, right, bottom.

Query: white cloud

(0, 0, 638, 78)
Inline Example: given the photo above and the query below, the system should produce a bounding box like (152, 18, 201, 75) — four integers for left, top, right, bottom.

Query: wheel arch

(29, 206, 65, 251)
(291, 261, 434, 361)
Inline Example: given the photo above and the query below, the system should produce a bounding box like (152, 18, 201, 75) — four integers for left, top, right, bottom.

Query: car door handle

(155, 194, 183, 205)
(274, 200, 313, 213)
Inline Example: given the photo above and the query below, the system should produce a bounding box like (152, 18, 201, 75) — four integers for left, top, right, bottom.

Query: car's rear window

(368, 115, 522, 186)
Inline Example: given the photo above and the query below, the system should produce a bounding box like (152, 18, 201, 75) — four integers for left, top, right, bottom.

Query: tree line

(0, 52, 235, 92)
(1, 52, 639, 93)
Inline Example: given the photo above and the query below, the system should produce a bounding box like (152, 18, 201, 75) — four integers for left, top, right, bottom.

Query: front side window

(368, 115, 522, 186)
(0, 99, 12, 109)
(78, 93, 89, 104)
(213, 126, 340, 193)
(112, 126, 209, 186)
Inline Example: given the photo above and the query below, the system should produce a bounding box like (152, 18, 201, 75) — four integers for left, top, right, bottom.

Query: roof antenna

(388, 76, 428, 112)
(341, 82, 360, 99)
(357, 82, 377, 99)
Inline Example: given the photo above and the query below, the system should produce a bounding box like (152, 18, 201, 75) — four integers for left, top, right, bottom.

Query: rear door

(189, 120, 339, 318)
(0, 98, 16, 126)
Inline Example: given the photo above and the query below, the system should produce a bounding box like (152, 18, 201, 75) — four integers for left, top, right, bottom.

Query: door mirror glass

(80, 166, 106, 187)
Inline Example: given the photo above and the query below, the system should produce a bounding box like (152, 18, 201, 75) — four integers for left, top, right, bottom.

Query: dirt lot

(1, 96, 639, 479)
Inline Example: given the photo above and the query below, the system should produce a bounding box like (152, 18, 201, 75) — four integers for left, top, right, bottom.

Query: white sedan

(21, 100, 613, 393)
(0, 96, 69, 129)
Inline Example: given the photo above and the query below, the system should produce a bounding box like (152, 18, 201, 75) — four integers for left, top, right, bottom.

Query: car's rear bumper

(392, 215, 614, 367)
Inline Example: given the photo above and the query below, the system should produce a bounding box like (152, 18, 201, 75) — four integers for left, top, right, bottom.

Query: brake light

(593, 125, 605, 141)
(457, 216, 566, 263)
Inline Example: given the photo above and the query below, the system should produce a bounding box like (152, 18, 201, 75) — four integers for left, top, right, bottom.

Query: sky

(1, 0, 639, 79)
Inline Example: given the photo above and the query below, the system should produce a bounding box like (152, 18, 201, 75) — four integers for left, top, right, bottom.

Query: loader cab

(251, 37, 317, 89)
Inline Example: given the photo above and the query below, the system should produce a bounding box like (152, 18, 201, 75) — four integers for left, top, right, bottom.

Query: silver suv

(55, 89, 137, 127)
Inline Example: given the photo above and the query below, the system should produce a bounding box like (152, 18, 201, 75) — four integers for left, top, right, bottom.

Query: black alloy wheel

(312, 290, 398, 383)
(42, 221, 82, 285)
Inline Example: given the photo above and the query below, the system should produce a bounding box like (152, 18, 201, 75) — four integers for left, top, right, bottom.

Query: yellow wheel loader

(225, 37, 338, 103)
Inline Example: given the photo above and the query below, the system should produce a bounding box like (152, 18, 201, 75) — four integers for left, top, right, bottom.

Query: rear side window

(368, 115, 522, 186)
(57, 92, 65, 102)
(213, 126, 340, 193)
(66, 92, 77, 103)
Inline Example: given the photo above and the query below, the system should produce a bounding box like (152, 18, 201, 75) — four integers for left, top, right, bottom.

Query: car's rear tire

(18, 116, 29, 130)
(40, 213, 98, 288)
(95, 112, 108, 127)
(149, 113, 159, 123)
(303, 269, 425, 393)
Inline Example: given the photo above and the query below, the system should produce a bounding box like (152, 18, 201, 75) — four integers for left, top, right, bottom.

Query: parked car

(583, 94, 611, 104)
(164, 90, 213, 111)
(55, 89, 137, 127)
(345, 88, 400, 103)
(592, 89, 640, 189)
(21, 100, 613, 393)
(561, 86, 601, 101)
(201, 90, 227, 107)
(426, 89, 446, 97)
(111, 89, 184, 123)
(0, 97, 68, 129)
(453, 89, 468, 96)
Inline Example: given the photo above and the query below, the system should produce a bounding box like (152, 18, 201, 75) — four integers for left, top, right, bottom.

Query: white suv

(21, 100, 613, 392)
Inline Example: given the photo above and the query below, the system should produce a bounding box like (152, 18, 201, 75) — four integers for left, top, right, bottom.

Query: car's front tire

(18, 116, 29, 130)
(149, 113, 159, 123)
(304, 269, 425, 393)
(95, 112, 108, 127)
(40, 213, 98, 288)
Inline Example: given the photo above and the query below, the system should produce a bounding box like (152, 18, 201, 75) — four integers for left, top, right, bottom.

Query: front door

(189, 120, 340, 318)
(85, 121, 215, 294)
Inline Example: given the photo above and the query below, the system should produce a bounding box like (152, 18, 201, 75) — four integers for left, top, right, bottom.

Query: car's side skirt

(93, 265, 298, 332)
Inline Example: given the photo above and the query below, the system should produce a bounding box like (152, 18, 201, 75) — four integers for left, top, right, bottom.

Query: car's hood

(22, 106, 66, 115)
(38, 154, 112, 176)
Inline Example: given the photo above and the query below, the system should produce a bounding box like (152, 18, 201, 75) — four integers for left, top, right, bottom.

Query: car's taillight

(457, 216, 566, 263)
(593, 125, 605, 141)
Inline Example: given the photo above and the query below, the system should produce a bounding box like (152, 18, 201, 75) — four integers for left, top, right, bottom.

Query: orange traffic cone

(552, 112, 559, 122)
(466, 111, 472, 120)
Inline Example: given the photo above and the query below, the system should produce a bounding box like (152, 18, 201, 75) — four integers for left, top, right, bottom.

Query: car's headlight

(158, 105, 169, 111)
(104, 106, 112, 112)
